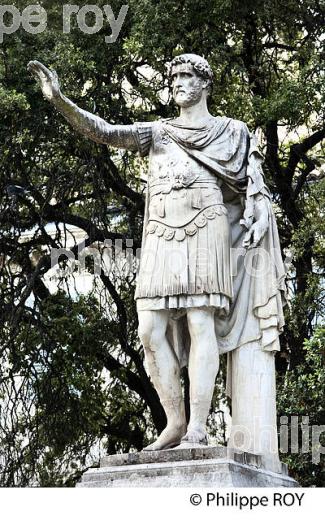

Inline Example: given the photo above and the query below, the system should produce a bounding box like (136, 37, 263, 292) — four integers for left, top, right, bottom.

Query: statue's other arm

(27, 60, 146, 152)
(241, 125, 271, 249)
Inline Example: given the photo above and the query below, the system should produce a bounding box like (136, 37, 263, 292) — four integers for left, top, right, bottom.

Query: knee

(187, 309, 216, 343)
(138, 322, 153, 348)
(138, 312, 166, 350)
(187, 312, 218, 357)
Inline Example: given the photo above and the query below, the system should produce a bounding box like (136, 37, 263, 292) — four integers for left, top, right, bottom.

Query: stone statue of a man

(28, 54, 286, 469)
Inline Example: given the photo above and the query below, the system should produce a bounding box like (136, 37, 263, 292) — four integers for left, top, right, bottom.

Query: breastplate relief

(146, 123, 226, 240)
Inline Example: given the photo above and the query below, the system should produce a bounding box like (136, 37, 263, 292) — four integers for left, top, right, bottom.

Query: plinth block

(77, 446, 298, 488)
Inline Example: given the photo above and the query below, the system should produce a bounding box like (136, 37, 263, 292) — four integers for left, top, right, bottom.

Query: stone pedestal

(77, 446, 298, 487)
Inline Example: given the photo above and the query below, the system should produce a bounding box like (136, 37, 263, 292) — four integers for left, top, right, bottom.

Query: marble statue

(28, 54, 286, 471)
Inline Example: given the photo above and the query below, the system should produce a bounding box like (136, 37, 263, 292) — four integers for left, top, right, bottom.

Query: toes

(181, 429, 207, 444)
(142, 443, 155, 451)
(142, 426, 185, 451)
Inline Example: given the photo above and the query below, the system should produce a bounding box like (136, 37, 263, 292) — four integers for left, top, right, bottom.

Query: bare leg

(138, 309, 186, 450)
(182, 307, 219, 444)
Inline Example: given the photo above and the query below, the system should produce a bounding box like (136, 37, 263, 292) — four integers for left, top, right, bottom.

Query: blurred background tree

(0, 0, 324, 485)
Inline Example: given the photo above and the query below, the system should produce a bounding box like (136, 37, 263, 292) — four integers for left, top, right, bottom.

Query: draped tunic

(129, 116, 286, 359)
(135, 117, 236, 316)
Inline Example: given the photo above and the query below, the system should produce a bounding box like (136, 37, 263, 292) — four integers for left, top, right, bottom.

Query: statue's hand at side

(27, 60, 61, 102)
(242, 219, 269, 249)
(242, 193, 269, 249)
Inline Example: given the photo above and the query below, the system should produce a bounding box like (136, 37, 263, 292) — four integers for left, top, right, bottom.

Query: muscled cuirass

(146, 121, 226, 242)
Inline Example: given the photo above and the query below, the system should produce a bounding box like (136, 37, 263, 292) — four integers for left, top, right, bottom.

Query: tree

(0, 0, 324, 485)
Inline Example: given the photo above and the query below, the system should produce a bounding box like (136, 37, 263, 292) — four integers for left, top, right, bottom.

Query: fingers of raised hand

(27, 60, 53, 82)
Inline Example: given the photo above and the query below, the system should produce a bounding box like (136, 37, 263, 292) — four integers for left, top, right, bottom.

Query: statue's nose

(174, 76, 182, 87)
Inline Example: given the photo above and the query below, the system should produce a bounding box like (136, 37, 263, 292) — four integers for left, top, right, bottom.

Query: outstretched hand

(27, 60, 61, 102)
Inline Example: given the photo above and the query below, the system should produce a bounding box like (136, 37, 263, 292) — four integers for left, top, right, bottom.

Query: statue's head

(169, 54, 213, 108)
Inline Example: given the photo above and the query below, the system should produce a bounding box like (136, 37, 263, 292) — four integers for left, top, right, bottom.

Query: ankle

(186, 423, 207, 436)
(161, 398, 186, 426)
(166, 420, 187, 432)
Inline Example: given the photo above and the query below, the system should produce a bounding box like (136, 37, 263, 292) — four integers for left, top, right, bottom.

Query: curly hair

(169, 53, 213, 92)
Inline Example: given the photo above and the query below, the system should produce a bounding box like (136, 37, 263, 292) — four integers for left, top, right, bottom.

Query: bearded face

(171, 63, 207, 108)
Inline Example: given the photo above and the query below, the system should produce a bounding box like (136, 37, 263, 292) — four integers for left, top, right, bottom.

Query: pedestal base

(77, 446, 298, 488)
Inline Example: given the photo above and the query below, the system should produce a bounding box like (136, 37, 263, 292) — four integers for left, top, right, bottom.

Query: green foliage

(0, 293, 109, 485)
(277, 328, 325, 486)
(291, 178, 325, 265)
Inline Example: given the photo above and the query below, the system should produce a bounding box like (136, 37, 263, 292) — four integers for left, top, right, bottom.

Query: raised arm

(27, 60, 138, 150)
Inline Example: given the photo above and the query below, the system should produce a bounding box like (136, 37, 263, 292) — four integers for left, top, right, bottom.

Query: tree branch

(285, 127, 325, 181)
(96, 154, 145, 211)
(265, 121, 283, 177)
(294, 154, 319, 198)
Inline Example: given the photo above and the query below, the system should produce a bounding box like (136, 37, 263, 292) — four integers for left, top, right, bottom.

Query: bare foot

(181, 427, 208, 445)
(143, 424, 187, 451)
